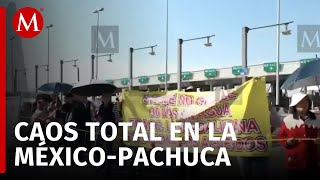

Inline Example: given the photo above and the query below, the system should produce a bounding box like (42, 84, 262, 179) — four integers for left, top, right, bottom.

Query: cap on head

(289, 92, 308, 107)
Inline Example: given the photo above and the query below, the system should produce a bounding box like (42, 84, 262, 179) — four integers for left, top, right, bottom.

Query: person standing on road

(94, 92, 120, 175)
(30, 94, 51, 125)
(95, 92, 120, 151)
(278, 92, 320, 178)
(80, 96, 94, 150)
(70, 94, 88, 155)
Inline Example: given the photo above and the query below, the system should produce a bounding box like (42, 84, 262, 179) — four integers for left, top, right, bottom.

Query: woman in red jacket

(278, 92, 320, 178)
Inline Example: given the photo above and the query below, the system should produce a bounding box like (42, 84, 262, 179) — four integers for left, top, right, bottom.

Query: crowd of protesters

(24, 92, 121, 156)
(16, 86, 320, 179)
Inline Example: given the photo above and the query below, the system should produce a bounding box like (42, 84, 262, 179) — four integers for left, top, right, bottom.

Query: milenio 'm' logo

(12, 7, 44, 38)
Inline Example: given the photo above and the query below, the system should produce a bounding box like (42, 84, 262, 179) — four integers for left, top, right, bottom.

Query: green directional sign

(105, 80, 113, 85)
(232, 66, 242, 75)
(182, 72, 193, 80)
(300, 58, 317, 66)
(158, 74, 170, 82)
(204, 69, 217, 78)
(121, 78, 129, 86)
(263, 62, 277, 73)
(138, 76, 150, 84)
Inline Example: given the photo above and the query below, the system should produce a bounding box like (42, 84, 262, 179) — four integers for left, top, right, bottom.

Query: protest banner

(122, 78, 271, 157)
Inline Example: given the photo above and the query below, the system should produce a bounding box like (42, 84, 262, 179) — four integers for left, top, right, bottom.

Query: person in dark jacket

(81, 96, 93, 149)
(95, 92, 120, 174)
(95, 92, 120, 152)
(61, 93, 74, 147)
(70, 94, 89, 155)
(61, 93, 74, 125)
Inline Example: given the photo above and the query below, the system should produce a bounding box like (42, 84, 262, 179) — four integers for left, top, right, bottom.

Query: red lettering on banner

(129, 118, 139, 128)
(155, 121, 163, 131)
(163, 94, 177, 105)
(161, 107, 168, 118)
(204, 108, 215, 117)
(235, 139, 244, 151)
(186, 103, 232, 120)
(199, 136, 268, 152)
(238, 120, 247, 133)
(197, 118, 261, 135)
(143, 119, 150, 130)
(256, 136, 268, 152)
(201, 136, 209, 147)
(247, 118, 261, 134)
(223, 104, 231, 116)
(214, 106, 223, 116)
(196, 97, 206, 106)
(150, 107, 160, 118)
(178, 94, 194, 106)
(169, 95, 177, 105)
(220, 92, 238, 103)
(243, 137, 256, 152)
(161, 107, 178, 119)
(143, 94, 177, 106)
(166, 120, 170, 131)
(199, 123, 209, 134)
(142, 95, 149, 104)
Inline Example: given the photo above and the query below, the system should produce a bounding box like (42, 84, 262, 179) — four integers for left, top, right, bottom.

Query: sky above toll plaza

(4, 0, 320, 89)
